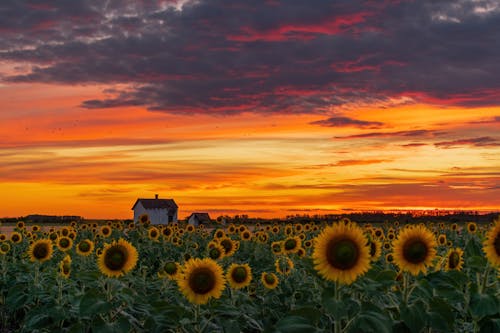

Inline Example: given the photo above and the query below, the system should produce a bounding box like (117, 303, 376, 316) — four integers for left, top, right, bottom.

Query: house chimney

(155, 194, 159, 199)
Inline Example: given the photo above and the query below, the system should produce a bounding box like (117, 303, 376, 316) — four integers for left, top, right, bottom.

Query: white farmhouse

(132, 194, 178, 225)
(187, 212, 212, 226)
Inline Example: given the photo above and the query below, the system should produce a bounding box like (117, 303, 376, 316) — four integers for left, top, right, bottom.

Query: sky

(0, 0, 499, 219)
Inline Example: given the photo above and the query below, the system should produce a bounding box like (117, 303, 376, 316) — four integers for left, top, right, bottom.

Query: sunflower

(294, 224, 303, 233)
(0, 242, 11, 255)
(275, 257, 294, 275)
(467, 222, 477, 234)
(59, 256, 71, 278)
(32, 225, 41, 232)
(445, 248, 464, 271)
(10, 232, 22, 244)
(283, 236, 301, 254)
(383, 242, 391, 251)
(148, 227, 160, 241)
(392, 225, 437, 275)
(257, 232, 269, 243)
(97, 239, 138, 278)
(138, 213, 150, 224)
(28, 239, 53, 262)
(161, 261, 181, 280)
(227, 263, 252, 289)
(208, 243, 225, 260)
(76, 239, 95, 256)
(367, 238, 382, 262)
(284, 225, 293, 236)
(227, 224, 236, 234)
(0, 234, 6, 241)
(60, 227, 70, 236)
(272, 226, 280, 234)
(312, 222, 371, 284)
(218, 237, 237, 257)
(261, 272, 279, 289)
(214, 229, 226, 239)
(100, 225, 112, 238)
(177, 258, 226, 305)
(271, 241, 283, 255)
(483, 219, 500, 267)
(162, 227, 173, 238)
(16, 221, 26, 229)
(240, 230, 252, 241)
(386, 253, 394, 263)
(451, 223, 458, 231)
(303, 240, 312, 248)
(438, 234, 447, 246)
(56, 236, 73, 252)
(373, 228, 384, 239)
(296, 247, 306, 257)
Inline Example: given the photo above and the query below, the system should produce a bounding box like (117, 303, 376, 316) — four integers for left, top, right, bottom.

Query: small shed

(187, 213, 212, 226)
(132, 194, 178, 225)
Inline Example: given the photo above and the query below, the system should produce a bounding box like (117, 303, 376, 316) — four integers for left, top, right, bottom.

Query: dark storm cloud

(1, 0, 500, 114)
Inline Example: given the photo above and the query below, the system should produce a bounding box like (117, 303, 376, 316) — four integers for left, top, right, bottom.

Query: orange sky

(1, 1, 499, 219)
(0, 82, 498, 219)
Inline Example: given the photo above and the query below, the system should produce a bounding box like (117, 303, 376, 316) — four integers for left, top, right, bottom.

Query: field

(0, 217, 499, 333)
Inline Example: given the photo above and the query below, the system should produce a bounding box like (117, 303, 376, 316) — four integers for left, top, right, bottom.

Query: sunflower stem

(479, 265, 491, 294)
(334, 281, 342, 333)
(402, 271, 410, 305)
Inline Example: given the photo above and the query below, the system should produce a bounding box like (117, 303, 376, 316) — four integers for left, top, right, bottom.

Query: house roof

(131, 198, 178, 210)
(188, 212, 211, 223)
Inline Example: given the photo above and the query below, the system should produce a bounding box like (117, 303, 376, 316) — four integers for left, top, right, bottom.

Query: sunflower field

(0, 217, 499, 332)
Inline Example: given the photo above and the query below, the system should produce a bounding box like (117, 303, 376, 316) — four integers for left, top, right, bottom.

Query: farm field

(0, 217, 499, 333)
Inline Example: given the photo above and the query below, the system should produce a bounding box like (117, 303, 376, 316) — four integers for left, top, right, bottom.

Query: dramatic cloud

(334, 130, 445, 140)
(434, 136, 499, 148)
(1, 0, 500, 115)
(310, 116, 384, 129)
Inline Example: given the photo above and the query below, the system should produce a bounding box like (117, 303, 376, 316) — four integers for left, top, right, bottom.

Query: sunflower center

(448, 252, 460, 269)
(403, 239, 428, 264)
(284, 239, 297, 250)
(1, 243, 10, 252)
(59, 238, 70, 248)
(220, 239, 232, 253)
(104, 246, 127, 271)
(79, 241, 90, 252)
(231, 267, 247, 283)
(494, 234, 500, 256)
(326, 238, 359, 270)
(209, 247, 221, 259)
(33, 244, 49, 259)
(264, 274, 275, 284)
(12, 235, 20, 242)
(188, 268, 216, 295)
(164, 262, 178, 275)
(150, 231, 158, 238)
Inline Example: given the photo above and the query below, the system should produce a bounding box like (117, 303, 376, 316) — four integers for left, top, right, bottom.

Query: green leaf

(428, 297, 455, 331)
(479, 318, 500, 333)
(400, 301, 426, 333)
(465, 238, 483, 257)
(274, 316, 316, 333)
(348, 307, 392, 333)
(79, 289, 112, 317)
(24, 312, 51, 330)
(5, 285, 28, 309)
(223, 320, 240, 333)
(470, 292, 499, 318)
(323, 298, 347, 320)
(91, 316, 115, 333)
(374, 269, 397, 283)
(288, 306, 321, 324)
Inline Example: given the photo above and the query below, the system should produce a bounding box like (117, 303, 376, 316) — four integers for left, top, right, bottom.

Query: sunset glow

(1, 1, 499, 218)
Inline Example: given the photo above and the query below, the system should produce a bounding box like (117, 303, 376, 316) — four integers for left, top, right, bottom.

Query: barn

(132, 194, 178, 225)
(187, 212, 212, 226)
